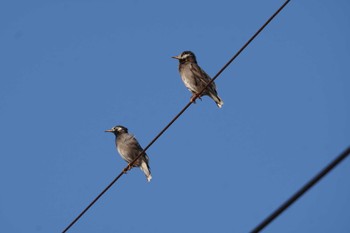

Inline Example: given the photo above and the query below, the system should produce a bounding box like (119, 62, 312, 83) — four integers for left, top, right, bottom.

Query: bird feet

(123, 164, 133, 174)
(190, 94, 202, 103)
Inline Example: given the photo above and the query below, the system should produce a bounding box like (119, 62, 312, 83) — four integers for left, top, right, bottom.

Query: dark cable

(200, 0, 291, 90)
(250, 146, 350, 233)
(62, 104, 193, 233)
(62, 1, 291, 232)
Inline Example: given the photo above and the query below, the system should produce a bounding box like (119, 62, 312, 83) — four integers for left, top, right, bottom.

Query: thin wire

(202, 0, 291, 89)
(62, 105, 193, 233)
(62, 1, 291, 232)
(250, 146, 350, 233)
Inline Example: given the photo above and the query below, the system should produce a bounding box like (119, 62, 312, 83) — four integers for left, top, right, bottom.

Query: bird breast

(116, 134, 137, 162)
(180, 64, 197, 92)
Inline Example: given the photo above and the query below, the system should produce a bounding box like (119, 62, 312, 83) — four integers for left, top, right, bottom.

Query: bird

(172, 51, 224, 108)
(105, 125, 152, 182)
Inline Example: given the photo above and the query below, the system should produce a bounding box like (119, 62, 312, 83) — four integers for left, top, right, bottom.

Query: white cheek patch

(181, 53, 191, 59)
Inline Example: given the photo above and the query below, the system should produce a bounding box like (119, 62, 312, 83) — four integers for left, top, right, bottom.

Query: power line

(62, 1, 291, 232)
(250, 146, 350, 233)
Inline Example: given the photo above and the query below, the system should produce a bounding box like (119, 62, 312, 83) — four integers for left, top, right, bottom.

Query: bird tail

(209, 93, 224, 108)
(140, 160, 152, 182)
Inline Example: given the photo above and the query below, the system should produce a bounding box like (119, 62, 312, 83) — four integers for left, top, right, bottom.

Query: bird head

(172, 51, 197, 63)
(105, 125, 128, 135)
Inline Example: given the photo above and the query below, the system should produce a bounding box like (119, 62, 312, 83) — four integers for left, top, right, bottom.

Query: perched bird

(172, 51, 224, 108)
(105, 125, 152, 182)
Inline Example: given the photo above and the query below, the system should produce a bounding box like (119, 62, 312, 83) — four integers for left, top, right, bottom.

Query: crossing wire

(62, 1, 291, 232)
(250, 146, 350, 233)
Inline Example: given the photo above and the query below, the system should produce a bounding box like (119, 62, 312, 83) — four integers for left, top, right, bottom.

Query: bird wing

(189, 63, 217, 92)
(126, 134, 148, 163)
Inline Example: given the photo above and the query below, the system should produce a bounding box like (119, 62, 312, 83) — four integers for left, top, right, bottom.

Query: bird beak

(172, 55, 180, 60)
(105, 129, 114, 133)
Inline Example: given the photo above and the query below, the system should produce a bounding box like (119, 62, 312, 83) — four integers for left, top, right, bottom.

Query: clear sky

(1, 1, 349, 232)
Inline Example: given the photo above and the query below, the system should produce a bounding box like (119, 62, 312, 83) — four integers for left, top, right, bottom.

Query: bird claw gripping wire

(123, 164, 133, 174)
(190, 94, 202, 104)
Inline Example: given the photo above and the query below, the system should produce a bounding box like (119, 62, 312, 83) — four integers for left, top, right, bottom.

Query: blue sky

(1, 1, 350, 232)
